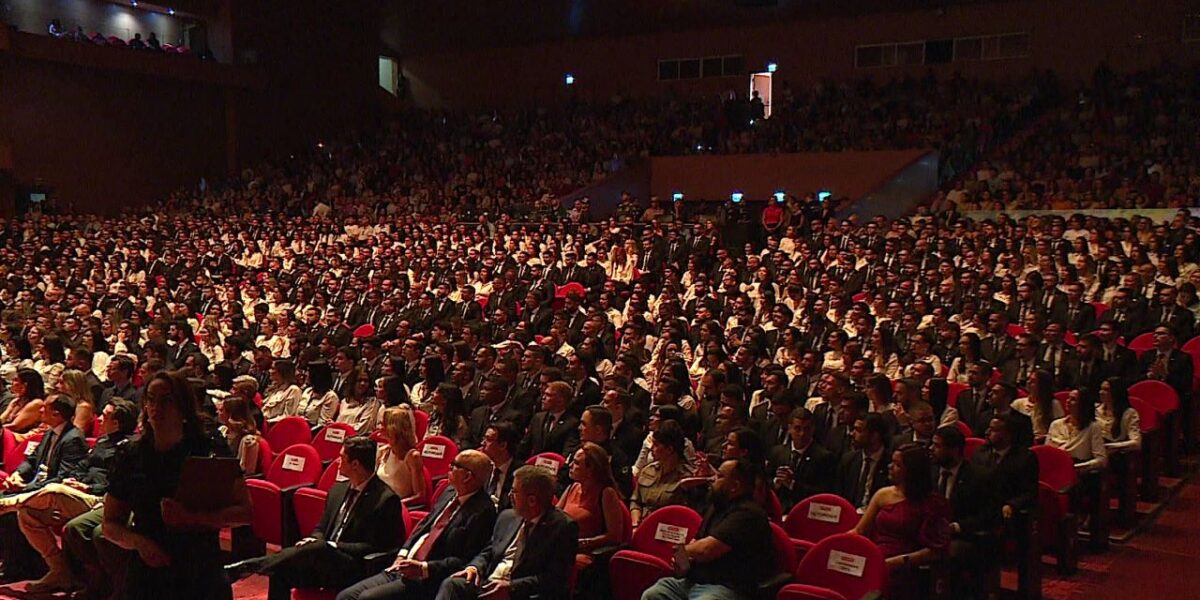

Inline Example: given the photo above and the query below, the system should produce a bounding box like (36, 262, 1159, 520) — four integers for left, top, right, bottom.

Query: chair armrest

(279, 483, 310, 495)
(757, 571, 793, 598)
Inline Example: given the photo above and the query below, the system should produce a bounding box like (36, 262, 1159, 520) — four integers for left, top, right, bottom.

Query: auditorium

(0, 0, 1197, 599)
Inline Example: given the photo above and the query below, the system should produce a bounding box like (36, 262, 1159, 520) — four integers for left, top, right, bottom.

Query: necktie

(412, 498, 459, 560)
(330, 488, 361, 542)
(543, 414, 555, 439)
(858, 455, 874, 506)
(938, 469, 952, 499)
(778, 426, 788, 446)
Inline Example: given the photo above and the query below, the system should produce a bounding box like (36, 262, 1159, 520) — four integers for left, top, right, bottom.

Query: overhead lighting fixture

(168, 8, 176, 15)
(564, 73, 575, 86)
(767, 62, 778, 73)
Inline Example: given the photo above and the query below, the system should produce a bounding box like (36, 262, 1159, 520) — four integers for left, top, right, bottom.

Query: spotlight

(731, 192, 744, 204)
(672, 192, 684, 203)
(564, 73, 575, 86)
(773, 191, 786, 203)
(767, 62, 778, 73)
(817, 190, 832, 203)
(168, 8, 176, 14)
(131, 0, 138, 6)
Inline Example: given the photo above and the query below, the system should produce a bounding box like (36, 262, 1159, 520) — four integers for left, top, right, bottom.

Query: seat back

(266, 444, 323, 488)
(1129, 380, 1180, 414)
(317, 458, 344, 491)
(1129, 396, 1160, 432)
(954, 420, 973, 437)
(629, 505, 704, 562)
(1031, 445, 1077, 492)
(964, 437, 987, 459)
(1053, 390, 1072, 403)
(770, 522, 800, 578)
(265, 416, 312, 452)
(256, 436, 274, 475)
(1091, 302, 1109, 319)
(1, 428, 19, 473)
(292, 488, 329, 538)
(1127, 332, 1157, 357)
(765, 488, 784, 523)
(7, 432, 45, 474)
(793, 533, 887, 600)
(947, 382, 969, 408)
(783, 494, 858, 544)
(311, 423, 356, 463)
(418, 435, 459, 479)
(413, 410, 430, 441)
(526, 452, 567, 476)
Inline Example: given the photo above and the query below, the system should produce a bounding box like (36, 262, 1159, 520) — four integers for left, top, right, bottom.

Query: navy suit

(435, 508, 578, 600)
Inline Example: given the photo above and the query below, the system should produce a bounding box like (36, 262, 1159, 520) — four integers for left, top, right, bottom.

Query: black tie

(938, 469, 952, 498)
(858, 455, 874, 506)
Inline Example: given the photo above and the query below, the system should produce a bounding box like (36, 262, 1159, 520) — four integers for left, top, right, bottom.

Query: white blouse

(1047, 418, 1107, 472)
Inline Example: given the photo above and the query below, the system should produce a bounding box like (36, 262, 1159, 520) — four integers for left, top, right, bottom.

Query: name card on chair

(827, 550, 867, 577)
(282, 455, 306, 472)
(534, 456, 560, 474)
(324, 428, 347, 444)
(654, 523, 688, 545)
(335, 473, 349, 482)
(422, 444, 446, 459)
(807, 502, 843, 524)
(24, 442, 39, 456)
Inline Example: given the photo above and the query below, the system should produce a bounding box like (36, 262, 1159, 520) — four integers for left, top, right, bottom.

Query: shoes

(223, 557, 263, 583)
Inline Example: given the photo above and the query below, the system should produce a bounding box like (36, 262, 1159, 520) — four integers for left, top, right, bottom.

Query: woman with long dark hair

(102, 371, 252, 600)
(407, 355, 445, 409)
(2, 368, 46, 438)
(1012, 369, 1063, 438)
(425, 382, 467, 445)
(297, 360, 339, 427)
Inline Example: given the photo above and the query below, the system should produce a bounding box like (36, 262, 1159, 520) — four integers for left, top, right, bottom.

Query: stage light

(731, 192, 744, 204)
(767, 62, 778, 73)
(817, 190, 832, 203)
(168, 8, 176, 14)
(774, 191, 786, 203)
(564, 73, 575, 85)
(131, 0, 138, 6)
(672, 192, 684, 203)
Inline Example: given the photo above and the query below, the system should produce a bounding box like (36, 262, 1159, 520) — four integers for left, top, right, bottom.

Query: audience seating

(1130, 396, 1162, 501)
(292, 458, 344, 537)
(266, 416, 314, 453)
(408, 478, 450, 525)
(1129, 380, 1181, 476)
(252, 436, 275, 478)
(776, 532, 887, 600)
(246, 444, 324, 547)
(1031, 445, 1078, 574)
(417, 435, 459, 480)
(413, 409, 430, 441)
(1127, 333, 1157, 358)
(526, 451, 567, 476)
(311, 422, 356, 464)
(964, 437, 986, 459)
(609, 505, 704, 600)
(782, 494, 859, 556)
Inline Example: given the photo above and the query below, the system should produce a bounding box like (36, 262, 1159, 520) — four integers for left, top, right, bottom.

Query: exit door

(750, 72, 772, 119)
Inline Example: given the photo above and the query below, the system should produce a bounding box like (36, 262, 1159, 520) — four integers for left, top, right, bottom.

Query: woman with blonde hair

(217, 395, 261, 474)
(57, 369, 97, 436)
(375, 406, 425, 503)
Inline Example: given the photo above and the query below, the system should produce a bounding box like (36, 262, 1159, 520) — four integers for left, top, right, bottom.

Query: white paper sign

(335, 473, 349, 482)
(24, 441, 39, 456)
(282, 455, 306, 472)
(807, 502, 843, 524)
(826, 550, 867, 577)
(654, 523, 688, 545)
(324, 428, 347, 444)
(534, 456, 560, 474)
(422, 444, 446, 460)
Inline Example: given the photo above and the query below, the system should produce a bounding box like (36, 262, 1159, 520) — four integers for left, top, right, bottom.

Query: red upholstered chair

(4, 432, 44, 475)
(413, 409, 430, 441)
(291, 590, 335, 600)
(253, 437, 274, 478)
(964, 437, 986, 460)
(1126, 332, 1156, 358)
(609, 506, 704, 600)
(1130, 396, 1162, 500)
(783, 494, 858, 556)
(352, 324, 375, 339)
(954, 420, 973, 437)
(408, 478, 451, 525)
(1006, 324, 1026, 338)
(418, 435, 458, 480)
(246, 444, 323, 546)
(777, 533, 887, 600)
(311, 423, 355, 463)
(947, 382, 969, 408)
(1091, 302, 1109, 319)
(292, 459, 344, 537)
(525, 452, 567, 476)
(1031, 445, 1078, 574)
(765, 488, 785, 523)
(265, 416, 313, 453)
(1130, 380, 1181, 476)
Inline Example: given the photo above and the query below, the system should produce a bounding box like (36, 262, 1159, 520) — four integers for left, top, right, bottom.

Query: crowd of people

(45, 19, 199, 58)
(0, 63, 1196, 600)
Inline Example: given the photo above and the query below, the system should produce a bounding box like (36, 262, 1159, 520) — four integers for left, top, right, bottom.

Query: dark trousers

(434, 577, 484, 600)
(63, 506, 122, 600)
(260, 541, 368, 600)
(338, 571, 436, 600)
(0, 511, 45, 580)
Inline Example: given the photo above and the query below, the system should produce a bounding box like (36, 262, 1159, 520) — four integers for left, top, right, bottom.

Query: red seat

(1091, 302, 1109, 319)
(947, 382, 969, 408)
(1130, 379, 1182, 475)
(311, 423, 356, 463)
(291, 458, 344, 535)
(954, 420, 973, 437)
(765, 488, 785, 523)
(352, 324, 375, 338)
(418, 435, 458, 480)
(254, 436, 275, 477)
(266, 416, 313, 453)
(291, 590, 336, 600)
(4, 432, 44, 474)
(1031, 445, 1078, 573)
(783, 494, 857, 556)
(1053, 390, 1072, 403)
(769, 521, 800, 582)
(609, 506, 704, 600)
(1126, 332, 1156, 358)
(1005, 324, 1026, 338)
(413, 409, 430, 441)
(1130, 380, 1181, 415)
(1130, 396, 1162, 500)
(408, 478, 451, 524)
(246, 444, 323, 546)
(964, 437, 986, 460)
(555, 282, 585, 299)
(777, 533, 887, 600)
(525, 452, 567, 476)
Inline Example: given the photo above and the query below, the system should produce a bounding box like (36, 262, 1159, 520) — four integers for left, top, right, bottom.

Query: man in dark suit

(768, 408, 836, 511)
(1097, 322, 1139, 384)
(434, 466, 578, 600)
(1064, 334, 1110, 391)
(228, 437, 405, 600)
(1139, 327, 1196, 449)
(835, 413, 892, 509)
(972, 416, 1039, 522)
(167, 320, 200, 370)
(1146, 287, 1196, 341)
(980, 313, 1016, 366)
(519, 382, 580, 461)
(1038, 322, 1077, 390)
(933, 426, 995, 598)
(602, 389, 645, 462)
(480, 423, 521, 510)
(466, 377, 526, 449)
(1, 395, 89, 499)
(100, 355, 142, 409)
(1062, 283, 1097, 335)
(1098, 288, 1145, 340)
(337, 450, 499, 600)
(956, 362, 994, 437)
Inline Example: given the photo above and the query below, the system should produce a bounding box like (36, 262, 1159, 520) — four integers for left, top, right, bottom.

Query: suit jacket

(1062, 302, 1097, 334)
(466, 403, 526, 449)
(400, 487, 497, 582)
(519, 411, 580, 460)
(1145, 305, 1196, 340)
(768, 442, 837, 510)
(1138, 349, 1195, 400)
(311, 476, 404, 559)
(13, 424, 89, 492)
(1099, 305, 1145, 340)
(980, 335, 1016, 367)
(1100, 344, 1138, 384)
(970, 444, 1038, 515)
(941, 460, 995, 536)
(834, 448, 891, 509)
(611, 418, 645, 462)
(466, 508, 579, 600)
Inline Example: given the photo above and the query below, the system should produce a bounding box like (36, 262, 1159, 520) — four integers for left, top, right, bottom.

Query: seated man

(768, 407, 836, 512)
(931, 425, 995, 598)
(227, 436, 405, 600)
(642, 458, 773, 600)
(17, 399, 138, 592)
(338, 450, 499, 600)
(434, 466, 578, 600)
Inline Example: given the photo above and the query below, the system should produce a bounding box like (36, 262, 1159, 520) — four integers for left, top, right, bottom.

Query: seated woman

(924, 378, 960, 428)
(336, 370, 381, 435)
(632, 404, 701, 477)
(630, 420, 690, 526)
(1095, 376, 1141, 452)
(853, 443, 951, 600)
(217, 395, 261, 474)
(407, 356, 445, 410)
(558, 442, 627, 599)
(1047, 387, 1108, 548)
(2, 368, 47, 439)
(260, 359, 302, 423)
(33, 335, 67, 392)
(58, 369, 97, 436)
(424, 382, 467, 446)
(375, 406, 426, 503)
(297, 360, 339, 427)
(1011, 369, 1063, 440)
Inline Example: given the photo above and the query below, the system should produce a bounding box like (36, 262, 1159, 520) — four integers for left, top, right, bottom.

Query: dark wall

(400, 0, 1200, 109)
(0, 54, 227, 214)
(5, 0, 189, 44)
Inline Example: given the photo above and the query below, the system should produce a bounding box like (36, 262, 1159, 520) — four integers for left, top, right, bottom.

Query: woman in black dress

(102, 371, 252, 599)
